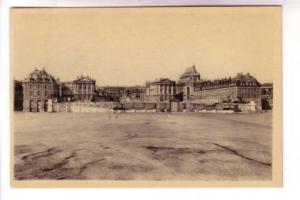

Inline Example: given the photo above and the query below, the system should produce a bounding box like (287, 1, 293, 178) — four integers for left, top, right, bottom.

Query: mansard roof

(180, 65, 200, 79)
(232, 73, 260, 85)
(24, 68, 57, 83)
(73, 75, 96, 83)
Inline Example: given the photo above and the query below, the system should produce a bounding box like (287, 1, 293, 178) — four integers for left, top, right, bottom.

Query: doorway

(37, 100, 42, 112)
(29, 100, 34, 112)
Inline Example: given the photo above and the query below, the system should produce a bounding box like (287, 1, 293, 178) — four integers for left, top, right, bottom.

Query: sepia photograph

(10, 6, 282, 187)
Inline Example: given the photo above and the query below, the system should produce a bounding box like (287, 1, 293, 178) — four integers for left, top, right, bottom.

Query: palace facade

(20, 70, 97, 112)
(145, 78, 176, 102)
(192, 73, 261, 104)
(176, 65, 201, 101)
(70, 75, 96, 101)
(60, 76, 96, 102)
(16, 66, 269, 112)
(22, 69, 60, 112)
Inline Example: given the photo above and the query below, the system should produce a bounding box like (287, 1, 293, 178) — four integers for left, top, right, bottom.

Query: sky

(10, 7, 281, 86)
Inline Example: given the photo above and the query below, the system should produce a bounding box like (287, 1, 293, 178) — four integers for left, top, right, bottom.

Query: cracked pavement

(14, 112, 272, 180)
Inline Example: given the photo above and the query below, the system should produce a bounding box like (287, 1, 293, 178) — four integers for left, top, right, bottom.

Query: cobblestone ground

(14, 112, 272, 181)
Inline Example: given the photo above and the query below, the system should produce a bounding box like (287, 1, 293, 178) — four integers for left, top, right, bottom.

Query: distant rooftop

(232, 72, 260, 84)
(24, 68, 57, 82)
(146, 78, 175, 85)
(179, 65, 200, 79)
(73, 75, 96, 83)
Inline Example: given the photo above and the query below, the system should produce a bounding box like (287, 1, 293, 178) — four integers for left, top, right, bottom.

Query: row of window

(236, 81, 258, 86)
(238, 93, 259, 99)
(159, 95, 171, 102)
(29, 78, 51, 82)
(29, 91, 50, 97)
(75, 90, 94, 94)
(238, 88, 260, 93)
(28, 84, 52, 89)
(198, 89, 236, 96)
(197, 94, 235, 100)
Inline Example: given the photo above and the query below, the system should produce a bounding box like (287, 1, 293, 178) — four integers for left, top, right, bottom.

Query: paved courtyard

(14, 112, 272, 181)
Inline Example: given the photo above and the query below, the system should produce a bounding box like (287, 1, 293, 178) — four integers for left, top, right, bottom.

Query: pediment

(74, 77, 95, 82)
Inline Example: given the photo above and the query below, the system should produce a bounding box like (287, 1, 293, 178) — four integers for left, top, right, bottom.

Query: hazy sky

(11, 7, 281, 86)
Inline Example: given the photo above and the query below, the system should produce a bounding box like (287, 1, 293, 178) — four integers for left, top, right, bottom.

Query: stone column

(158, 85, 160, 94)
(81, 83, 83, 100)
(74, 84, 76, 100)
(90, 84, 92, 100)
(86, 84, 88, 100)
(75, 84, 78, 100)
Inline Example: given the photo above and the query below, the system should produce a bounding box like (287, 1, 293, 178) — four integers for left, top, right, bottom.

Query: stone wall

(41, 101, 261, 113)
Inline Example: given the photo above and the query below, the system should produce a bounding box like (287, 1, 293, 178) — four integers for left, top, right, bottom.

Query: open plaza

(14, 111, 272, 181)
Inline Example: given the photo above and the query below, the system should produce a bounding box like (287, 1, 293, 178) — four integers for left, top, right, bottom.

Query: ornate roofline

(146, 78, 176, 86)
(24, 68, 57, 83)
(179, 65, 200, 79)
(73, 75, 96, 83)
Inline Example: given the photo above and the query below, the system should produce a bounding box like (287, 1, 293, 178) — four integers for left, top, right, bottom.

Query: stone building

(60, 82, 75, 102)
(95, 86, 125, 102)
(72, 75, 96, 101)
(145, 78, 176, 102)
(120, 86, 145, 103)
(14, 80, 23, 111)
(261, 83, 273, 109)
(176, 65, 201, 101)
(193, 73, 261, 104)
(22, 68, 59, 112)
